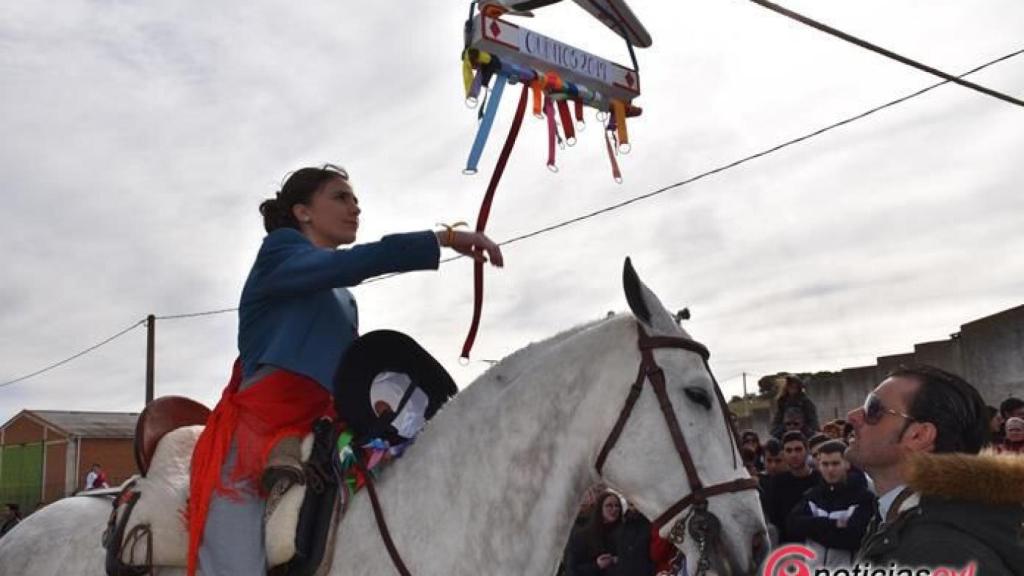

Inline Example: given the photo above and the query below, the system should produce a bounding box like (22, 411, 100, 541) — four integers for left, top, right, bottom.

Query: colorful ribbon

(557, 99, 576, 145)
(530, 78, 544, 118)
(604, 127, 623, 183)
(612, 100, 630, 153)
(545, 95, 558, 171)
(463, 73, 507, 175)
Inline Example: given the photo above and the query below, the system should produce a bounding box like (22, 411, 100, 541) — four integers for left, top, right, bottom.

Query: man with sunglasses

(847, 364, 1024, 574)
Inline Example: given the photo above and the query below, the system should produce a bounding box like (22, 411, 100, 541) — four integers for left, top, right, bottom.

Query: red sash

(186, 360, 332, 576)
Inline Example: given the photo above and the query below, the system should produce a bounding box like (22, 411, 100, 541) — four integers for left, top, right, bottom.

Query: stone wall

(806, 305, 1024, 422)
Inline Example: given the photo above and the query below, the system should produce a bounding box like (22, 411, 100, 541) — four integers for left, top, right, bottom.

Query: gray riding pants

(198, 366, 277, 575)
(197, 443, 267, 576)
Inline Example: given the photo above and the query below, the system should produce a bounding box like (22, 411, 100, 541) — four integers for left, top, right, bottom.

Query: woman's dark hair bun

(259, 196, 297, 233)
(259, 164, 349, 233)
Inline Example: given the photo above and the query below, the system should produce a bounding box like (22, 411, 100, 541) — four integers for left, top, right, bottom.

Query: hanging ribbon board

(458, 0, 652, 360)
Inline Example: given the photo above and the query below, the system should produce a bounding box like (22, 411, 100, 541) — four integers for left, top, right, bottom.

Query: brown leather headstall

(595, 323, 759, 531)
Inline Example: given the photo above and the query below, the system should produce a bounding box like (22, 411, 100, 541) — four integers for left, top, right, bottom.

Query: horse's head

(597, 258, 768, 575)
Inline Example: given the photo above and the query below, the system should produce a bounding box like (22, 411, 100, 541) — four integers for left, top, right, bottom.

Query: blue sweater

(238, 228, 440, 391)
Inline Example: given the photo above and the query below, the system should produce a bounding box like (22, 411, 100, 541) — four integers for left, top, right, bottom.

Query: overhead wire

(0, 319, 146, 389)
(748, 0, 1024, 109)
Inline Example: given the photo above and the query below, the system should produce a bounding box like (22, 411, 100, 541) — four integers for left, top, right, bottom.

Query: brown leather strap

(651, 477, 761, 530)
(595, 362, 647, 474)
(644, 347, 703, 492)
(638, 335, 710, 360)
(359, 463, 412, 576)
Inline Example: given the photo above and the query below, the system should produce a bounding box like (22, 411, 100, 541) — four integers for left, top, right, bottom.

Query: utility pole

(742, 372, 748, 398)
(145, 314, 155, 406)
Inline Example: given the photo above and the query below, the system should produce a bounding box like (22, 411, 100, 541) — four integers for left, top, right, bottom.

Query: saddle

(104, 398, 340, 576)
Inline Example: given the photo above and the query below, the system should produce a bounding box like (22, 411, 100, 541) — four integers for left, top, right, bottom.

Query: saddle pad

(116, 425, 311, 568)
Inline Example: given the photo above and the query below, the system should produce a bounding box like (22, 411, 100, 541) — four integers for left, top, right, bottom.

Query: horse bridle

(595, 323, 759, 557)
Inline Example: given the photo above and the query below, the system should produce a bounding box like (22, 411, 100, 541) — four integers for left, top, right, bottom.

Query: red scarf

(186, 360, 332, 576)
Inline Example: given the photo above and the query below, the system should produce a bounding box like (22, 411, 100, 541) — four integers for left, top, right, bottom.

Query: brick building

(0, 410, 138, 512)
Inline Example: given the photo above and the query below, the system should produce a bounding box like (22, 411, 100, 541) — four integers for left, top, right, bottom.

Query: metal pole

(145, 314, 155, 406)
(742, 372, 748, 398)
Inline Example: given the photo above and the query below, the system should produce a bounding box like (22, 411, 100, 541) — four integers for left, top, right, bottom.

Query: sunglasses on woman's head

(862, 391, 915, 425)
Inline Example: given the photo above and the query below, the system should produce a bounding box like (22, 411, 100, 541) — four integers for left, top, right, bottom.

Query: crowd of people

(745, 369, 1024, 573)
(559, 368, 1024, 575)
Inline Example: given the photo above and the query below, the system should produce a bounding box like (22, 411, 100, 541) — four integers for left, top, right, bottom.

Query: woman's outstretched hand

(436, 230, 504, 267)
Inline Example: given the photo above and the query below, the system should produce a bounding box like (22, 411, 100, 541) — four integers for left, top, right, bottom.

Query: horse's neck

(356, 318, 638, 573)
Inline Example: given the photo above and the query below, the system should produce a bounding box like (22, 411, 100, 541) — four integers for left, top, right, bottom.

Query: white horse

(0, 259, 767, 575)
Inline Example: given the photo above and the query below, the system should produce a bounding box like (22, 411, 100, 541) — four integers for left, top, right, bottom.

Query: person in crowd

(615, 501, 656, 576)
(566, 491, 654, 575)
(186, 164, 503, 576)
(822, 420, 844, 440)
(770, 375, 820, 439)
(996, 417, 1024, 454)
(740, 430, 765, 472)
(763, 438, 785, 476)
(848, 364, 1024, 574)
(765, 431, 821, 543)
(649, 527, 678, 575)
(808, 433, 830, 459)
(999, 397, 1024, 420)
(986, 405, 1005, 445)
(786, 440, 875, 566)
(741, 446, 760, 477)
(558, 483, 610, 575)
(842, 421, 855, 446)
(0, 503, 21, 538)
(84, 463, 109, 490)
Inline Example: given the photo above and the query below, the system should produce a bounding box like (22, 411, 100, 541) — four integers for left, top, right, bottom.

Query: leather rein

(595, 323, 759, 538)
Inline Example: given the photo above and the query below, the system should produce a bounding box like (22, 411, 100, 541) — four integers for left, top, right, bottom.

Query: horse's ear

(623, 257, 652, 325)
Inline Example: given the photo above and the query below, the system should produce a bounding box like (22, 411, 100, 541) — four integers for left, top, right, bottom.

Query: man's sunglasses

(862, 391, 915, 425)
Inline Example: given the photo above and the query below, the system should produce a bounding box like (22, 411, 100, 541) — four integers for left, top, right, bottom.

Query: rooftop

(5, 410, 139, 438)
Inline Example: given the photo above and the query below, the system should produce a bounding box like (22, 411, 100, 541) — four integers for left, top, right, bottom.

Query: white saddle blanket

(113, 425, 311, 568)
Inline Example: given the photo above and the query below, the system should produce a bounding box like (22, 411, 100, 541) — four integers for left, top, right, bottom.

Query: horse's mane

(466, 313, 625, 393)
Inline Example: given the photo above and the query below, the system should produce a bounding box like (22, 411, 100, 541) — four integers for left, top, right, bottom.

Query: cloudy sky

(2, 0, 1022, 425)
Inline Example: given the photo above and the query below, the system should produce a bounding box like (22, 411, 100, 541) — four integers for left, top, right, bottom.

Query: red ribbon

(460, 83, 531, 360)
(557, 99, 575, 144)
(545, 95, 557, 170)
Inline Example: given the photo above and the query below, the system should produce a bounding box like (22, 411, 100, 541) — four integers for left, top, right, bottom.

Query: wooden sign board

(468, 12, 641, 105)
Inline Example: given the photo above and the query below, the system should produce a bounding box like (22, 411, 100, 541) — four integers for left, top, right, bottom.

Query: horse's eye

(684, 386, 712, 410)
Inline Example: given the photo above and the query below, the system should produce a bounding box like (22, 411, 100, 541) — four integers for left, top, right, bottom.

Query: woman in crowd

(740, 429, 765, 473)
(566, 492, 655, 575)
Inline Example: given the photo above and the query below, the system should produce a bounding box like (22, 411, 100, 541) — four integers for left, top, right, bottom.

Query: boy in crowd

(786, 440, 875, 566)
(765, 431, 821, 542)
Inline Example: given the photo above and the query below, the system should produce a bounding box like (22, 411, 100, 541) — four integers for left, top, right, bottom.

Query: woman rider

(186, 164, 503, 575)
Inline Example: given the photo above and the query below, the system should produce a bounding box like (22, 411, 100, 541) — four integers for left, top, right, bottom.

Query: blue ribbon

(464, 73, 507, 175)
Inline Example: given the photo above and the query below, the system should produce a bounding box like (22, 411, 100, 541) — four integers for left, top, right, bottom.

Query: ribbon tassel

(556, 99, 576, 145)
(463, 74, 508, 175)
(611, 100, 630, 153)
(544, 95, 558, 172)
(604, 128, 623, 183)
